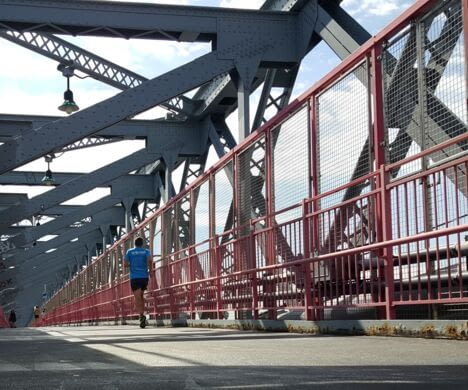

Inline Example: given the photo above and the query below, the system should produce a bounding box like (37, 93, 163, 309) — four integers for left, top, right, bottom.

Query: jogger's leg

(140, 289, 145, 315)
(133, 288, 144, 315)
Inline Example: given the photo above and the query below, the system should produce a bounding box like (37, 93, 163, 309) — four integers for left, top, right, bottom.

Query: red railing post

(371, 45, 395, 320)
(302, 199, 313, 321)
(309, 95, 322, 321)
(250, 230, 259, 320)
(214, 236, 223, 319)
(188, 248, 196, 319)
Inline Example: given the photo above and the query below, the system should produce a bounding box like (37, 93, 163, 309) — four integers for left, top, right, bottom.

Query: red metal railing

(41, 0, 468, 325)
(0, 307, 10, 328)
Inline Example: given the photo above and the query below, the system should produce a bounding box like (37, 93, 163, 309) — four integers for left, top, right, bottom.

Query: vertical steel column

(238, 78, 251, 142)
(371, 47, 396, 320)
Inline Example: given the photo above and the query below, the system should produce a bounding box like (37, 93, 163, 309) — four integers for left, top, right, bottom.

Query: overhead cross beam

(0, 0, 293, 41)
(0, 115, 208, 144)
(0, 30, 196, 116)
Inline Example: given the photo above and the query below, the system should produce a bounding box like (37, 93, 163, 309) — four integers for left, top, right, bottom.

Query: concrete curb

(67, 318, 468, 340)
(157, 319, 468, 339)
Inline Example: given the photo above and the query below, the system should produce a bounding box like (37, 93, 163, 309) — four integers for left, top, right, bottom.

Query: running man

(124, 237, 153, 328)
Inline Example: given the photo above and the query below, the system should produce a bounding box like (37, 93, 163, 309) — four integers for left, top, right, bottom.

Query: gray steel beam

(31, 233, 100, 268)
(15, 202, 124, 249)
(0, 53, 236, 174)
(10, 231, 101, 277)
(2, 176, 163, 254)
(252, 66, 299, 131)
(0, 193, 28, 205)
(315, 1, 370, 58)
(0, 149, 161, 230)
(0, 172, 153, 188)
(0, 0, 292, 40)
(12, 213, 117, 264)
(0, 114, 203, 142)
(0, 121, 206, 236)
(192, 0, 318, 120)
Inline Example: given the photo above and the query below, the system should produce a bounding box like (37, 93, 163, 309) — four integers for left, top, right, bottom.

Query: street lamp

(41, 155, 55, 186)
(57, 64, 79, 115)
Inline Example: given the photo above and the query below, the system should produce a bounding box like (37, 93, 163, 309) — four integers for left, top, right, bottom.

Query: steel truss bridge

(0, 0, 467, 327)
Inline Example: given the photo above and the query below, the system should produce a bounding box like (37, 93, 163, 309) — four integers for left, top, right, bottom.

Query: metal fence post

(302, 199, 313, 320)
(371, 45, 396, 320)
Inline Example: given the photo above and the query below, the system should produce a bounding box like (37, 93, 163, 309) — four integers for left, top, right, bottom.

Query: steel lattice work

(30, 0, 468, 326)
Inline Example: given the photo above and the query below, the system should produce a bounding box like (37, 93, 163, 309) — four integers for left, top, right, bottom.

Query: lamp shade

(58, 89, 79, 114)
(41, 169, 55, 186)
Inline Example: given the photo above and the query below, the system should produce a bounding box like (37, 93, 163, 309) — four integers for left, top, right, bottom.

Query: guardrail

(40, 0, 468, 325)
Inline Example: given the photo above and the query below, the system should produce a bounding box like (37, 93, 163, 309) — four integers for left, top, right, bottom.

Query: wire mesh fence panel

(237, 137, 267, 234)
(174, 192, 192, 251)
(316, 63, 372, 262)
(214, 161, 234, 237)
(383, 23, 423, 178)
(271, 105, 310, 223)
(193, 179, 210, 253)
(316, 62, 371, 202)
(423, 0, 467, 163)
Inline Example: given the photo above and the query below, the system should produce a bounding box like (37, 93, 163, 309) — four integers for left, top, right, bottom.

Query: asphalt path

(0, 326, 467, 389)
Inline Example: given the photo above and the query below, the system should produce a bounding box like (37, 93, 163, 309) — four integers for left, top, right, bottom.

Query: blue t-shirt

(124, 247, 151, 279)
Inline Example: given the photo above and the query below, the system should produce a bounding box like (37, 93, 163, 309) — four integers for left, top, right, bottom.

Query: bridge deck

(0, 326, 467, 389)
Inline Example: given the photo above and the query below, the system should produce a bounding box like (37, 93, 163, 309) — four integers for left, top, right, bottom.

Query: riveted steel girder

(0, 172, 151, 187)
(0, 114, 204, 142)
(0, 0, 293, 41)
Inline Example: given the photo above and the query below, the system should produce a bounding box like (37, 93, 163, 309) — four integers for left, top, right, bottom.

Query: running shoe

(139, 315, 146, 329)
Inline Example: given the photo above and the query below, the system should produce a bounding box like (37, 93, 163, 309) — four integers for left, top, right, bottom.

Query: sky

(0, 0, 417, 209)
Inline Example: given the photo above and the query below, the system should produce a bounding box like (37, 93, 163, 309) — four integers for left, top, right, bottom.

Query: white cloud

(342, 0, 412, 17)
(219, 0, 264, 9)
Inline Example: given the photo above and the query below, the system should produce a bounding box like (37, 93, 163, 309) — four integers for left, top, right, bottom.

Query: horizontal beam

(0, 172, 154, 187)
(0, 193, 28, 205)
(0, 0, 291, 40)
(0, 114, 203, 141)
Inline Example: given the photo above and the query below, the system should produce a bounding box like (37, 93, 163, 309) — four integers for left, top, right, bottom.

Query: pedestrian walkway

(0, 326, 467, 389)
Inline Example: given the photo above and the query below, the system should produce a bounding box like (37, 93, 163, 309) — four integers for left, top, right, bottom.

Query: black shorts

(131, 278, 149, 292)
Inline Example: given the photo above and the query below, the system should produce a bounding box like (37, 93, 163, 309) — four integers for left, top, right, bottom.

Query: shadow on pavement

(0, 327, 467, 389)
